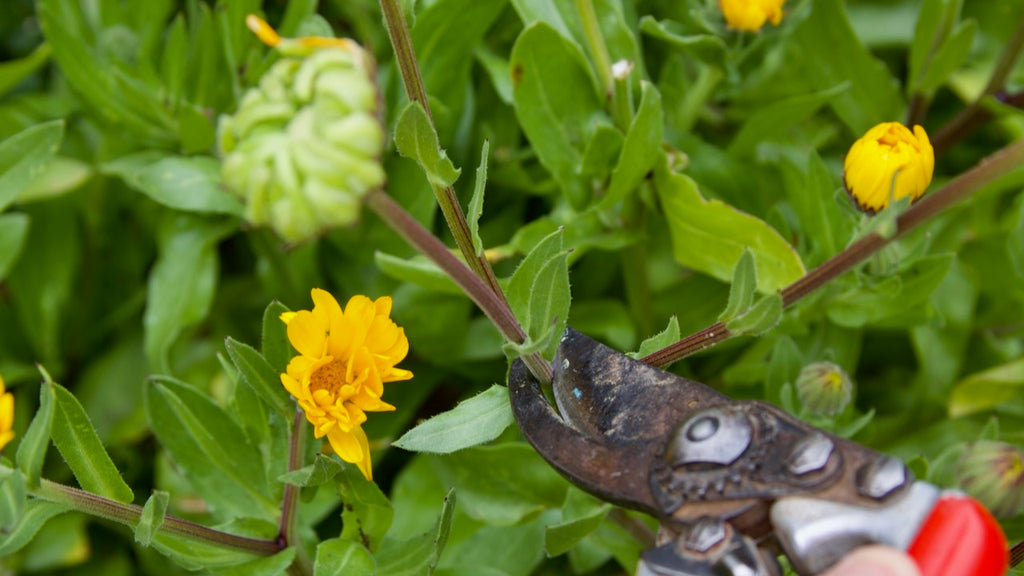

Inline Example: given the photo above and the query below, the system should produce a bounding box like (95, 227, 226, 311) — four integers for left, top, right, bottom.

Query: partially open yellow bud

(218, 16, 384, 244)
(843, 122, 934, 213)
(795, 361, 853, 417)
(719, 0, 785, 32)
(957, 441, 1024, 518)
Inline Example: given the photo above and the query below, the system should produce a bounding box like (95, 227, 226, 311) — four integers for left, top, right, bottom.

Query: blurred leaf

(177, 104, 216, 155)
(728, 83, 849, 157)
(375, 252, 463, 295)
(224, 337, 292, 419)
(135, 490, 169, 547)
(394, 101, 461, 189)
(638, 16, 726, 68)
(437, 510, 550, 576)
(779, 149, 854, 267)
(16, 371, 55, 488)
(336, 463, 394, 552)
(261, 301, 293, 375)
(544, 488, 611, 557)
(580, 125, 624, 181)
(826, 254, 953, 327)
(909, 0, 948, 92)
(917, 20, 976, 93)
(719, 249, 757, 322)
(1010, 198, 1024, 279)
(51, 379, 134, 503)
(0, 213, 29, 281)
(949, 358, 1024, 417)
(18, 156, 92, 203)
(725, 293, 783, 337)
(654, 158, 805, 293)
(0, 43, 52, 97)
(0, 466, 27, 531)
(0, 120, 63, 212)
(148, 529, 275, 572)
(767, 337, 804, 406)
(144, 216, 233, 371)
(314, 539, 375, 576)
(279, 454, 343, 487)
(793, 0, 903, 134)
(145, 377, 277, 521)
(394, 385, 513, 454)
(376, 488, 455, 576)
(212, 549, 297, 576)
(133, 157, 244, 216)
(598, 81, 663, 210)
(468, 140, 490, 256)
(0, 500, 68, 556)
(632, 316, 680, 359)
(20, 508, 89, 571)
(511, 23, 604, 208)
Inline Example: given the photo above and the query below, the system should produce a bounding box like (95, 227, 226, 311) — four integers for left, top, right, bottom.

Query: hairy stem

(378, 0, 507, 302)
(931, 16, 1024, 157)
(280, 410, 312, 576)
(32, 478, 280, 555)
(367, 189, 553, 383)
(644, 137, 1024, 368)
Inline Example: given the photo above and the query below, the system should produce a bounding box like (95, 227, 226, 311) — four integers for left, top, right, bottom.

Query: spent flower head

(719, 0, 785, 32)
(843, 122, 935, 213)
(0, 374, 14, 453)
(957, 440, 1024, 519)
(280, 289, 412, 480)
(218, 16, 385, 244)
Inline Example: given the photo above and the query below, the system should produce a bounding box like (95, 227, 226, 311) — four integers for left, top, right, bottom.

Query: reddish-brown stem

(279, 409, 312, 575)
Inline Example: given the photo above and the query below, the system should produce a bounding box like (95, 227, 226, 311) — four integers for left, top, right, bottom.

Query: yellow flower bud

(843, 122, 935, 213)
(218, 16, 385, 244)
(957, 441, 1024, 518)
(0, 374, 14, 453)
(719, 0, 785, 32)
(795, 361, 853, 417)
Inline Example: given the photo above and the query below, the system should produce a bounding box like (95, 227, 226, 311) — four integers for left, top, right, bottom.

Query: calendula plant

(1, 0, 1024, 575)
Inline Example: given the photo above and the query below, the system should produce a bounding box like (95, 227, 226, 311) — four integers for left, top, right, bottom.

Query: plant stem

(576, 0, 614, 97)
(32, 478, 280, 555)
(366, 189, 553, 384)
(931, 16, 1024, 157)
(377, 0, 507, 302)
(677, 65, 723, 133)
(643, 137, 1024, 368)
(280, 409, 313, 576)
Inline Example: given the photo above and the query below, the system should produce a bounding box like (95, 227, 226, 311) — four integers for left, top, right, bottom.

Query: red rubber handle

(908, 495, 1008, 576)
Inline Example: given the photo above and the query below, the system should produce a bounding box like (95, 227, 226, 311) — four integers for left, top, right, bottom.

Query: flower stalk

(280, 409, 312, 576)
(644, 136, 1024, 368)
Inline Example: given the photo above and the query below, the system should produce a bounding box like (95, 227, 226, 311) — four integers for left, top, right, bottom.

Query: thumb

(822, 545, 921, 576)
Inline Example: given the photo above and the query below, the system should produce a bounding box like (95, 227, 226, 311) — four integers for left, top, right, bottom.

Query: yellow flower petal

(0, 375, 13, 453)
(843, 122, 934, 213)
(720, 0, 786, 32)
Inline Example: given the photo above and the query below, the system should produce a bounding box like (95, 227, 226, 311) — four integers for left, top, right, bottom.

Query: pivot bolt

(858, 456, 909, 500)
(787, 433, 835, 476)
(683, 517, 727, 553)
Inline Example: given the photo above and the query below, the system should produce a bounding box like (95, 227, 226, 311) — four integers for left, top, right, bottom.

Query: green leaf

(718, 249, 757, 322)
(510, 23, 604, 208)
(177, 104, 216, 155)
(728, 84, 849, 157)
(826, 254, 953, 328)
(545, 488, 611, 557)
(145, 377, 277, 520)
(0, 466, 27, 531)
(394, 101, 461, 189)
(375, 252, 463, 295)
(144, 216, 233, 371)
(917, 20, 976, 93)
(133, 157, 244, 216)
(0, 500, 68, 556)
(50, 379, 134, 503)
(580, 125, 624, 181)
(779, 150, 854, 267)
(376, 488, 455, 576)
(468, 140, 490, 256)
(793, 0, 903, 134)
(211, 549, 297, 576)
(638, 16, 726, 68)
(725, 293, 783, 337)
(17, 156, 93, 203)
(224, 337, 292, 419)
(0, 42, 52, 97)
(507, 228, 565, 327)
(0, 120, 63, 212)
(654, 158, 805, 293)
(1011, 198, 1024, 279)
(949, 358, 1024, 418)
(278, 454, 343, 487)
(632, 316, 680, 359)
(393, 385, 514, 454)
(261, 300, 293, 375)
(437, 510, 550, 575)
(135, 490, 169, 547)
(766, 337, 804, 406)
(527, 247, 571, 360)
(16, 371, 55, 488)
(148, 529, 275, 572)
(0, 212, 29, 281)
(335, 463, 394, 552)
(598, 81, 663, 210)
(909, 0, 947, 94)
(314, 539, 375, 576)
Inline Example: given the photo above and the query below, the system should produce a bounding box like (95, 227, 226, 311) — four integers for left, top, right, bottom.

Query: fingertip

(824, 545, 921, 576)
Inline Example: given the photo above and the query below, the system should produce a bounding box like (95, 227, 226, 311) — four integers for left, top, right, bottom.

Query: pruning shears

(509, 329, 1009, 576)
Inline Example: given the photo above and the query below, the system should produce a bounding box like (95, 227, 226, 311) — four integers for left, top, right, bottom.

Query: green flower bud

(218, 16, 384, 243)
(957, 440, 1024, 518)
(795, 361, 853, 417)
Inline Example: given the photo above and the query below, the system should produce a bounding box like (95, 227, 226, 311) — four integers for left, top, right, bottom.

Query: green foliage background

(1, 0, 1024, 574)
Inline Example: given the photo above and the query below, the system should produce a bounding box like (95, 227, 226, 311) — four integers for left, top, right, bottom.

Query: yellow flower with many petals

(844, 122, 935, 213)
(720, 0, 785, 32)
(0, 374, 14, 453)
(280, 289, 412, 480)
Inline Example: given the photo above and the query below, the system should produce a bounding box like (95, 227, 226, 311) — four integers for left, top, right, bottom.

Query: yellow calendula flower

(843, 122, 935, 213)
(280, 289, 412, 480)
(720, 0, 785, 32)
(0, 375, 14, 453)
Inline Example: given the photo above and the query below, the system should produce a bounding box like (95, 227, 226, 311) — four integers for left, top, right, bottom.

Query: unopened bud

(957, 440, 1024, 518)
(218, 16, 384, 243)
(795, 362, 853, 417)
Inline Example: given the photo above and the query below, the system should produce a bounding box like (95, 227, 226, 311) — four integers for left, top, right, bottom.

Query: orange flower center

(311, 360, 347, 397)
